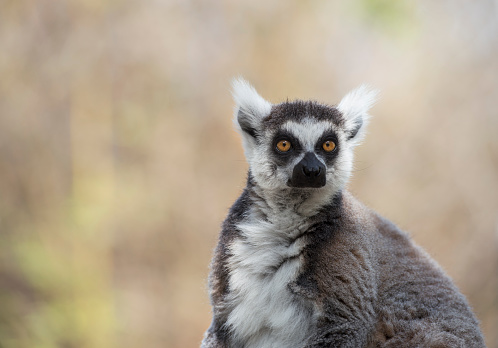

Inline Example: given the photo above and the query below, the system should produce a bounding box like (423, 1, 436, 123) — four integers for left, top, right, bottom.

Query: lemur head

(232, 78, 377, 199)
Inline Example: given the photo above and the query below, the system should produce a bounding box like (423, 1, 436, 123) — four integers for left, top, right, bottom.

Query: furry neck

(246, 172, 341, 218)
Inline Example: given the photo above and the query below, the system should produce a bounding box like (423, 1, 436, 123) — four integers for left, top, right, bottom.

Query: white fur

(337, 84, 378, 144)
(282, 118, 338, 152)
(226, 206, 316, 348)
(231, 77, 272, 122)
(231, 78, 272, 162)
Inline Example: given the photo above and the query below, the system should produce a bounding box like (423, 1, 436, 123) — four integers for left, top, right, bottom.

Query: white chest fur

(226, 209, 315, 348)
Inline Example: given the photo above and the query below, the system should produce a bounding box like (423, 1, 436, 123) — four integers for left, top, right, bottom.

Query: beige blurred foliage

(0, 0, 497, 347)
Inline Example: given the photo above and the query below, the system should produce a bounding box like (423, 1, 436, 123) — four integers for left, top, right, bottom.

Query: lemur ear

(231, 77, 272, 138)
(337, 85, 379, 144)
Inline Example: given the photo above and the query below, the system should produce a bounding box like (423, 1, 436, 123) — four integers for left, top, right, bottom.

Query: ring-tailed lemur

(201, 79, 485, 348)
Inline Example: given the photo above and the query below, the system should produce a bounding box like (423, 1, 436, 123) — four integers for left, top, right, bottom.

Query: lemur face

(232, 79, 377, 194)
(261, 103, 344, 190)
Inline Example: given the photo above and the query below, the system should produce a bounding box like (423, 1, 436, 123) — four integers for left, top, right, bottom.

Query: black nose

(289, 152, 326, 188)
(303, 162, 321, 178)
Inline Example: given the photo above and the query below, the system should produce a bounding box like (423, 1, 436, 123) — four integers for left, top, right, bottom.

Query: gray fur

(202, 79, 485, 348)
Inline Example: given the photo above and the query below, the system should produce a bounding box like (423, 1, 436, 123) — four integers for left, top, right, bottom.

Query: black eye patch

(315, 131, 340, 163)
(270, 131, 303, 165)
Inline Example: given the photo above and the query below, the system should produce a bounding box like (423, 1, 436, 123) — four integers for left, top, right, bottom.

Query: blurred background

(0, 0, 497, 347)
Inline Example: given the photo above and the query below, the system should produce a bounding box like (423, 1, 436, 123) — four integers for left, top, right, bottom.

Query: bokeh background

(1, 0, 497, 347)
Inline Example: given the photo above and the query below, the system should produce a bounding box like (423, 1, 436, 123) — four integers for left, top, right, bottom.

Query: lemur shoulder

(201, 79, 485, 348)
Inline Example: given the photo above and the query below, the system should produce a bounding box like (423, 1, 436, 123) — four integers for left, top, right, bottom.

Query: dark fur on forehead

(262, 100, 344, 131)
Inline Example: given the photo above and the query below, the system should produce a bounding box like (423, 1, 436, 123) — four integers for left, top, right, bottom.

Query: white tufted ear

(231, 77, 272, 138)
(231, 78, 272, 161)
(337, 85, 379, 145)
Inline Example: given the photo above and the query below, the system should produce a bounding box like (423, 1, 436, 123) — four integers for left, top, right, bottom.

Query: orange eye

(276, 140, 291, 152)
(322, 140, 336, 152)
